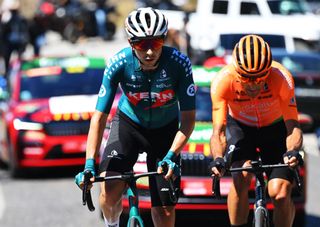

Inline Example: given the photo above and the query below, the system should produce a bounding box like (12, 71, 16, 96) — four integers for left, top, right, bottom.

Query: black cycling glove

(208, 157, 226, 173)
(283, 150, 304, 166)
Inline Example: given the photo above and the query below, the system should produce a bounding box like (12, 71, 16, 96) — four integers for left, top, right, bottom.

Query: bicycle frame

(127, 184, 144, 226)
(251, 161, 270, 227)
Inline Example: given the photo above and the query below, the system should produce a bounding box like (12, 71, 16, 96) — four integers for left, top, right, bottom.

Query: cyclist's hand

(283, 150, 304, 167)
(157, 151, 181, 180)
(209, 157, 226, 178)
(75, 158, 96, 189)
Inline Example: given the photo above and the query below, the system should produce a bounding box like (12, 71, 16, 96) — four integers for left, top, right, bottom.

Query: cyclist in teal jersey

(75, 7, 195, 227)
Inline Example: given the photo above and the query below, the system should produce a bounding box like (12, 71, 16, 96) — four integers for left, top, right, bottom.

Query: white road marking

(303, 134, 319, 157)
(0, 184, 5, 219)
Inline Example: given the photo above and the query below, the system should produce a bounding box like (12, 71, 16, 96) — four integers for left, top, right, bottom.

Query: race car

(0, 56, 119, 177)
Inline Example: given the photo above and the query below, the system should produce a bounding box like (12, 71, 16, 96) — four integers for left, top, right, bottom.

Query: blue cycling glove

(158, 151, 181, 177)
(75, 158, 96, 188)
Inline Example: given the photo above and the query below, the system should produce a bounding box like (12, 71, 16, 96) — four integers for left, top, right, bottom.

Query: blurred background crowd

(0, 0, 319, 77)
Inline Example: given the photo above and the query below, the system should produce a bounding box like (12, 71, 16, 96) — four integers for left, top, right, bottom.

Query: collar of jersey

(133, 55, 142, 72)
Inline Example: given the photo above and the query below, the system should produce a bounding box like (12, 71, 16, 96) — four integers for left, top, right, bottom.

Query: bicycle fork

(253, 174, 269, 227)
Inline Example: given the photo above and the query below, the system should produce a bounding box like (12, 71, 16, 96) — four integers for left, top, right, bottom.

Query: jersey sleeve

(210, 68, 229, 126)
(176, 55, 196, 111)
(95, 57, 122, 114)
(278, 65, 299, 121)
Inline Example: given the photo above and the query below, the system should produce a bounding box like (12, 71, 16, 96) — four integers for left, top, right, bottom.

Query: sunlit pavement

(304, 134, 320, 226)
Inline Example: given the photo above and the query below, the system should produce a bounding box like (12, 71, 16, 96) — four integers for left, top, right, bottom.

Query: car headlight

(13, 119, 43, 131)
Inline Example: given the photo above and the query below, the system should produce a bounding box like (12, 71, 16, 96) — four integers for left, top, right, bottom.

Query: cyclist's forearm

(169, 130, 192, 155)
(169, 110, 195, 155)
(210, 124, 227, 159)
(285, 119, 303, 151)
(86, 110, 108, 159)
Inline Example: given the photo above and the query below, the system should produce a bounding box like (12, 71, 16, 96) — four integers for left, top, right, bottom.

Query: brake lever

(286, 154, 303, 195)
(83, 170, 95, 211)
(212, 175, 221, 199)
(161, 162, 178, 203)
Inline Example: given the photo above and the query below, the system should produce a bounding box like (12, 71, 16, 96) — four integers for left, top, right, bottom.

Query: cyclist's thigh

(99, 112, 140, 173)
(225, 115, 257, 165)
(258, 120, 294, 182)
(145, 118, 180, 207)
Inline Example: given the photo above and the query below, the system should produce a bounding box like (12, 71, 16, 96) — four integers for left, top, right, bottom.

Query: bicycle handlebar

(82, 162, 177, 211)
(212, 162, 303, 199)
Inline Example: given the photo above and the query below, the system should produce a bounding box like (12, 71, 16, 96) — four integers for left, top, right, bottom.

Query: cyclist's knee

(99, 183, 125, 206)
(151, 206, 174, 218)
(231, 161, 253, 190)
(99, 190, 121, 207)
(151, 206, 175, 227)
(268, 178, 292, 203)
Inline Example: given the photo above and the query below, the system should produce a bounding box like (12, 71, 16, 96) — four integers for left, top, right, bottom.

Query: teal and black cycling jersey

(96, 46, 195, 128)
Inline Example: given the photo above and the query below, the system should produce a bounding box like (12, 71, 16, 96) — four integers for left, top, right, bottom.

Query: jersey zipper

(252, 98, 261, 128)
(147, 74, 152, 128)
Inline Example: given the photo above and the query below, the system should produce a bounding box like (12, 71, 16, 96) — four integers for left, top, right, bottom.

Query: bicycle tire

(254, 206, 269, 227)
(128, 216, 143, 227)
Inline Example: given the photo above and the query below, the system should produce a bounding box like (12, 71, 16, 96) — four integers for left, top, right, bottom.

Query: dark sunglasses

(130, 38, 164, 51)
(238, 71, 269, 84)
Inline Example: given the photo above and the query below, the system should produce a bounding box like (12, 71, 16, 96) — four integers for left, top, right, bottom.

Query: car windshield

(220, 34, 286, 51)
(267, 0, 308, 15)
(20, 68, 104, 101)
(195, 86, 212, 122)
(272, 54, 320, 73)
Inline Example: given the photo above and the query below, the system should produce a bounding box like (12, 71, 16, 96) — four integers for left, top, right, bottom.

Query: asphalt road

(0, 133, 319, 227)
(0, 32, 319, 227)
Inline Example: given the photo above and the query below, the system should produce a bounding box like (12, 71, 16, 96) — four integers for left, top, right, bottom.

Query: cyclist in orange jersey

(209, 35, 303, 227)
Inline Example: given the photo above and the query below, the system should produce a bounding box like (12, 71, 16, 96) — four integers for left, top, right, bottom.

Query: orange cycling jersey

(210, 61, 298, 127)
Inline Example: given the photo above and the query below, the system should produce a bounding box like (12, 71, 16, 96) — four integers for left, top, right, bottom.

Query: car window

(240, 2, 260, 15)
(219, 34, 286, 51)
(212, 0, 229, 14)
(20, 68, 104, 101)
(273, 54, 320, 73)
(267, 0, 308, 15)
(195, 86, 212, 122)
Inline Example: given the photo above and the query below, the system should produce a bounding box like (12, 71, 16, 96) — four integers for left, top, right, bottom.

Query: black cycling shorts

(99, 110, 181, 207)
(225, 115, 294, 182)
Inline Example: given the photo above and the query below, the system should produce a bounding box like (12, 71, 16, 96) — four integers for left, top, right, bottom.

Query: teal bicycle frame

(127, 185, 144, 226)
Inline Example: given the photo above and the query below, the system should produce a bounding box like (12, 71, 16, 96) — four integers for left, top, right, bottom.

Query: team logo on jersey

(127, 90, 175, 109)
(98, 85, 106, 97)
(228, 145, 236, 154)
(131, 74, 137, 81)
(160, 69, 167, 79)
(156, 83, 172, 88)
(107, 150, 118, 158)
(290, 97, 296, 105)
(187, 84, 195, 96)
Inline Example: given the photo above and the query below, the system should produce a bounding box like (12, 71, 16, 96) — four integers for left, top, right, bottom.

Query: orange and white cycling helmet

(232, 34, 272, 81)
(125, 7, 168, 41)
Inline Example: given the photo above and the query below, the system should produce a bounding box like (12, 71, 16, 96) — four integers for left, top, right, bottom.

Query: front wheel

(8, 141, 23, 178)
(254, 206, 269, 227)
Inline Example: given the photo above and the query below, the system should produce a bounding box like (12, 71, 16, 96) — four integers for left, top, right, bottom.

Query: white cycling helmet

(125, 7, 168, 41)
